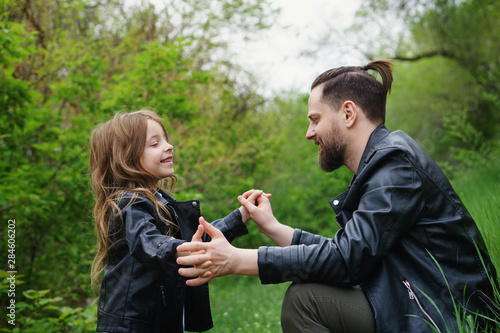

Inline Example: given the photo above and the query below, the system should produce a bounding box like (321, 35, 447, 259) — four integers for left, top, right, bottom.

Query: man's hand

(175, 223, 206, 258)
(239, 189, 277, 232)
(177, 217, 259, 286)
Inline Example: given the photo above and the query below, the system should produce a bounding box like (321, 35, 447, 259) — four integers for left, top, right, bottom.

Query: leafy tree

(318, 0, 500, 170)
(394, 0, 500, 141)
(1, 2, 278, 328)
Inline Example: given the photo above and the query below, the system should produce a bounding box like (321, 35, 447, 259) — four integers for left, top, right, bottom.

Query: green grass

(208, 276, 290, 332)
(451, 160, 500, 274)
(448, 158, 500, 331)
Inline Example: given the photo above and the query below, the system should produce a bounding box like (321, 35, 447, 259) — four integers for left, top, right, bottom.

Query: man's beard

(318, 125, 347, 172)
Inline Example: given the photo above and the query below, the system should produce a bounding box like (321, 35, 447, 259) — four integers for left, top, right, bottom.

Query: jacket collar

(155, 188, 175, 206)
(355, 124, 391, 175)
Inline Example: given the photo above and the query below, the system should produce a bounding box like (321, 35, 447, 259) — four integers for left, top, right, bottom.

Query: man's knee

(281, 283, 310, 333)
(282, 283, 307, 315)
(281, 283, 320, 325)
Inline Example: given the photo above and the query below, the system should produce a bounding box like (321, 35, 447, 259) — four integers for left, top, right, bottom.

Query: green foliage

(103, 40, 212, 120)
(0, 0, 278, 330)
(355, 0, 500, 168)
(407, 0, 500, 140)
(0, 22, 35, 112)
(386, 58, 483, 163)
(0, 273, 97, 332)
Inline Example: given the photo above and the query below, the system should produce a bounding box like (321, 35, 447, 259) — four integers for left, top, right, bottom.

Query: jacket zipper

(402, 280, 442, 333)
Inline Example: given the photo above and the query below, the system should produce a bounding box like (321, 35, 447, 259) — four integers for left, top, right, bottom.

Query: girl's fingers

(177, 252, 209, 266)
(195, 260, 212, 270)
(179, 266, 210, 278)
(198, 216, 223, 239)
(191, 224, 204, 242)
(185, 276, 212, 287)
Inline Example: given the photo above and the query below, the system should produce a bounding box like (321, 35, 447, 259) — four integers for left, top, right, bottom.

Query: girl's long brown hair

(89, 109, 177, 295)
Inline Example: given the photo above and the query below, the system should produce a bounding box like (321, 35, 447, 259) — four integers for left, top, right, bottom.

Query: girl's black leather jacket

(258, 125, 497, 333)
(96, 190, 248, 332)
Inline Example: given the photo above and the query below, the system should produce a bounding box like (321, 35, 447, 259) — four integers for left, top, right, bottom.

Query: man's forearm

(262, 222, 294, 247)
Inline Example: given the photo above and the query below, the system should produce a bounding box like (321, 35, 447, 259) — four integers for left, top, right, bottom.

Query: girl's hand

(238, 189, 271, 223)
(238, 189, 278, 234)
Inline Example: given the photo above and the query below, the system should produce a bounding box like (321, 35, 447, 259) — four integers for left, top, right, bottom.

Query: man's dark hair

(311, 59, 393, 124)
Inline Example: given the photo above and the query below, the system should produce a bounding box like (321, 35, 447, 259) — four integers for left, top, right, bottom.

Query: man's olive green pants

(281, 283, 376, 333)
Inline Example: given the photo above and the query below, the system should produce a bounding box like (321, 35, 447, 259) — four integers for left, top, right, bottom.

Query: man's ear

(342, 100, 357, 128)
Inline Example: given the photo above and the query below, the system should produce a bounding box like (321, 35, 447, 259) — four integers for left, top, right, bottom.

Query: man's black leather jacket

(258, 125, 497, 332)
(96, 189, 248, 332)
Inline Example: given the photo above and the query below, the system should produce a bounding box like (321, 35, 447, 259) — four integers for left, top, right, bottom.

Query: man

(177, 60, 497, 333)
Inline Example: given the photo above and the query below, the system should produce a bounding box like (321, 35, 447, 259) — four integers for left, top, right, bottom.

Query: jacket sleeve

(120, 195, 185, 269)
(210, 209, 248, 243)
(258, 148, 425, 285)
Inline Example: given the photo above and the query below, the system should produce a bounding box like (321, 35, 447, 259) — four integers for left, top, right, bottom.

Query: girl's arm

(208, 208, 248, 243)
(120, 194, 185, 268)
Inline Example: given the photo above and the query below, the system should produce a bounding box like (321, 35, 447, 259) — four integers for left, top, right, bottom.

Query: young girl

(90, 109, 251, 332)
